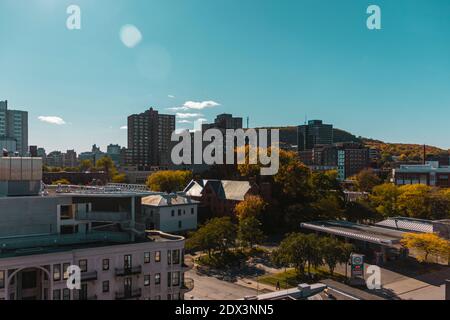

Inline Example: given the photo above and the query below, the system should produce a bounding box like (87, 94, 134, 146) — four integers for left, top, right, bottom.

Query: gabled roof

(141, 194, 199, 207)
(184, 179, 253, 201)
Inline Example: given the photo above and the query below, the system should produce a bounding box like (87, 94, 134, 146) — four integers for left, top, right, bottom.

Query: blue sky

(1, 0, 450, 153)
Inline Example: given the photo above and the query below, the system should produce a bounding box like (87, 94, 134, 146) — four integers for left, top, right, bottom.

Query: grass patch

(197, 250, 248, 268)
(259, 266, 347, 289)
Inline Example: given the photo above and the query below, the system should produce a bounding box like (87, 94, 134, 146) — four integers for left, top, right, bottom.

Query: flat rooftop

(0, 230, 184, 259)
(301, 220, 406, 247)
(43, 184, 157, 198)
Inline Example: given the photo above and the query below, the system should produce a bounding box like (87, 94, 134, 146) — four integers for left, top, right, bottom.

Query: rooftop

(301, 220, 407, 247)
(184, 179, 253, 201)
(142, 193, 199, 207)
(0, 230, 184, 259)
(43, 183, 157, 198)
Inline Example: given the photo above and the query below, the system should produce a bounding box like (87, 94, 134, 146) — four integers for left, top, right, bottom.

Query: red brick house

(184, 179, 263, 219)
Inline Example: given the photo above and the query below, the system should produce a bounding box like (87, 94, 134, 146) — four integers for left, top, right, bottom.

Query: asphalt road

(184, 270, 258, 300)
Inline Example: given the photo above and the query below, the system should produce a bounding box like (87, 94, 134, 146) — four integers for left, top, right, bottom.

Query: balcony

(81, 271, 98, 282)
(115, 288, 142, 300)
(181, 278, 194, 292)
(115, 266, 142, 277)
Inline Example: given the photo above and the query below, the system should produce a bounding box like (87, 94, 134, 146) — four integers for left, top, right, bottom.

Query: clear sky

(1, 0, 450, 153)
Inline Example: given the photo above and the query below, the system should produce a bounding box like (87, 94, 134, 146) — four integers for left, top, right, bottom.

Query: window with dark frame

(144, 252, 151, 264)
(155, 251, 161, 262)
(78, 259, 88, 273)
(0, 271, 4, 289)
(53, 264, 61, 281)
(63, 288, 70, 300)
(103, 281, 110, 293)
(144, 274, 150, 286)
(53, 289, 61, 300)
(155, 273, 161, 285)
(63, 263, 70, 280)
(103, 259, 110, 271)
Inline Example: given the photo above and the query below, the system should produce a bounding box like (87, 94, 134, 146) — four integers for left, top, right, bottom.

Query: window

(63, 263, 70, 280)
(144, 275, 150, 286)
(172, 272, 180, 286)
(155, 273, 161, 285)
(53, 289, 61, 300)
(53, 264, 61, 281)
(178, 221, 182, 229)
(172, 250, 180, 265)
(167, 272, 172, 288)
(167, 294, 172, 300)
(167, 250, 172, 265)
(79, 259, 88, 273)
(0, 271, 4, 289)
(63, 288, 70, 300)
(144, 252, 151, 264)
(171, 210, 175, 217)
(191, 208, 194, 215)
(178, 209, 182, 216)
(103, 259, 110, 271)
(103, 281, 110, 293)
(155, 251, 161, 262)
(124, 255, 132, 269)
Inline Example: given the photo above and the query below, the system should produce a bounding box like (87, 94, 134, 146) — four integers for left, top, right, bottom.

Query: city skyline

(2, 0, 450, 152)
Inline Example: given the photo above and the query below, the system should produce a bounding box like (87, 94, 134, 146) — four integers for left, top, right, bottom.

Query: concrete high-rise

(127, 107, 175, 169)
(297, 120, 333, 151)
(0, 100, 28, 156)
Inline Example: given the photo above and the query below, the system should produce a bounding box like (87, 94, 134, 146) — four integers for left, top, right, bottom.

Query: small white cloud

(176, 112, 204, 119)
(120, 25, 142, 48)
(178, 120, 192, 124)
(38, 116, 66, 125)
(167, 106, 188, 112)
(167, 100, 220, 112)
(168, 95, 175, 99)
(120, 125, 128, 130)
(183, 100, 220, 110)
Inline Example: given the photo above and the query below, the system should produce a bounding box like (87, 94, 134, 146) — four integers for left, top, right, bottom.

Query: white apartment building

(141, 194, 199, 234)
(0, 158, 194, 300)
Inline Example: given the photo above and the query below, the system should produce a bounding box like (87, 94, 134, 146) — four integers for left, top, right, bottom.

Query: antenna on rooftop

(247, 116, 249, 129)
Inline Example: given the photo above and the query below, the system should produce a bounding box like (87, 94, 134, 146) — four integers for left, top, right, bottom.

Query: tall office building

(128, 108, 175, 169)
(297, 120, 333, 151)
(0, 100, 28, 156)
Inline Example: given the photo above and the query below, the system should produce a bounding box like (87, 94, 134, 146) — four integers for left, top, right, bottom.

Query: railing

(181, 278, 194, 292)
(115, 265, 142, 277)
(81, 271, 98, 282)
(115, 288, 142, 300)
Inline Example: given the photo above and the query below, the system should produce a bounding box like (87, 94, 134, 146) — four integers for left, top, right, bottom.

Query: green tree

(112, 173, 127, 183)
(79, 159, 93, 172)
(96, 156, 117, 180)
(321, 237, 353, 275)
(237, 216, 265, 249)
(401, 233, 450, 263)
(272, 233, 309, 276)
(352, 169, 382, 192)
(369, 183, 401, 217)
(234, 195, 266, 220)
(146, 170, 192, 193)
(186, 217, 237, 257)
